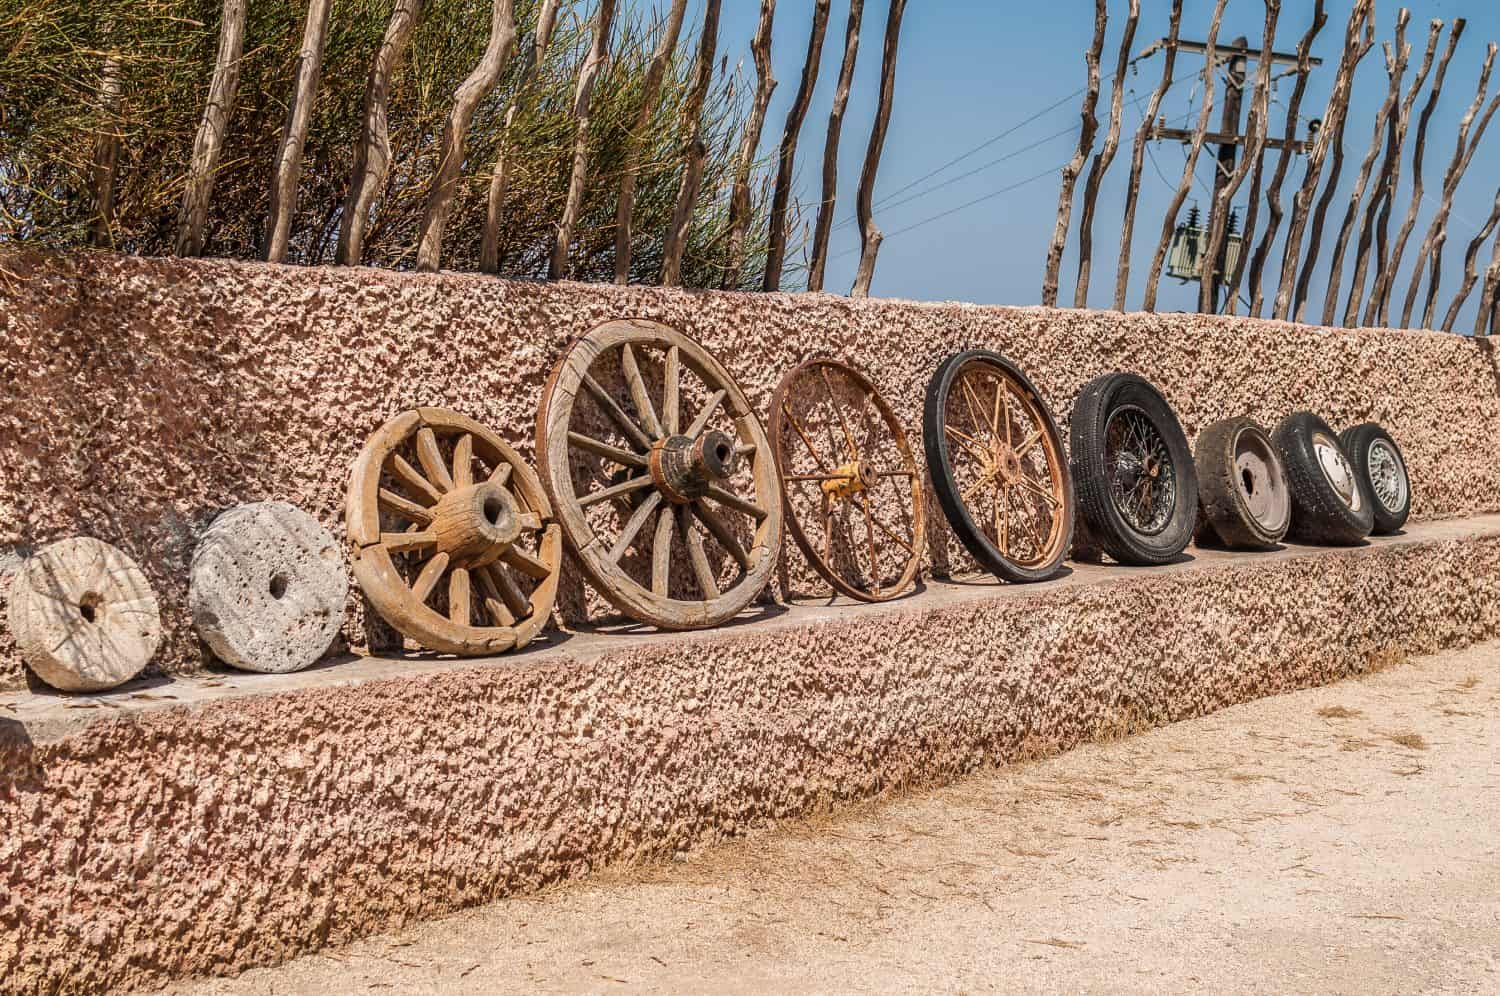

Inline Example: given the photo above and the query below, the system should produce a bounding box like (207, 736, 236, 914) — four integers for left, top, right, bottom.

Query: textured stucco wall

(1, 252, 1498, 683)
(3, 527, 1500, 994)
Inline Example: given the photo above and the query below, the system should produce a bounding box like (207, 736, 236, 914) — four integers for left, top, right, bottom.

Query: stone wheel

(769, 358, 925, 602)
(347, 407, 563, 655)
(8, 537, 162, 692)
(536, 318, 783, 630)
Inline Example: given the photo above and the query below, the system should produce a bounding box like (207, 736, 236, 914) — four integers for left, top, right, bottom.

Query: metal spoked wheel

(922, 349, 1074, 583)
(1104, 405, 1177, 536)
(1339, 421, 1411, 535)
(1367, 438, 1408, 512)
(536, 319, 783, 630)
(346, 407, 563, 655)
(770, 358, 924, 602)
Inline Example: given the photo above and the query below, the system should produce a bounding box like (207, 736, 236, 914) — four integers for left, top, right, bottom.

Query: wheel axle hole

(483, 496, 505, 526)
(78, 592, 102, 624)
(1241, 468, 1255, 495)
(715, 441, 733, 464)
(269, 573, 289, 600)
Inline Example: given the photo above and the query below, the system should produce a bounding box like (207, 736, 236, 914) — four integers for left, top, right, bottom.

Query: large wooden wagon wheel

(769, 358, 924, 602)
(536, 319, 783, 630)
(347, 407, 563, 655)
(922, 350, 1074, 583)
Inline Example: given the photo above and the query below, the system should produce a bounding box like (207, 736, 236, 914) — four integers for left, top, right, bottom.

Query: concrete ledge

(4, 517, 1500, 993)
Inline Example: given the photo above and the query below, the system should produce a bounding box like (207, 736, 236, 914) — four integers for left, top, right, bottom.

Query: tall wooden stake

(551, 0, 619, 280)
(661, 0, 722, 286)
(1439, 182, 1500, 332)
(807, 0, 864, 293)
(1042, 0, 1106, 308)
(266, 0, 333, 262)
(850, 0, 907, 298)
(1075, 0, 1139, 309)
(722, 0, 778, 290)
(176, 0, 248, 257)
(763, 0, 831, 291)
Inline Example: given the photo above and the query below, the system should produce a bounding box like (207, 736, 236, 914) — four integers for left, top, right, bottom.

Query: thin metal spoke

(391, 454, 444, 505)
(782, 402, 833, 473)
(692, 501, 750, 570)
(452, 434, 474, 489)
(860, 491, 881, 595)
(678, 505, 719, 598)
(992, 377, 1008, 445)
(705, 484, 767, 522)
(685, 389, 727, 439)
(449, 568, 471, 626)
(579, 475, 654, 508)
(379, 488, 434, 525)
(620, 344, 663, 440)
(410, 551, 449, 602)
(662, 344, 680, 435)
(651, 506, 674, 596)
(416, 427, 455, 493)
(382, 530, 436, 553)
(786, 473, 845, 482)
(608, 491, 663, 563)
(997, 484, 1010, 557)
(1017, 475, 1061, 508)
(959, 375, 991, 438)
(568, 431, 648, 468)
(582, 372, 654, 451)
(944, 424, 989, 462)
(820, 366, 860, 461)
(867, 511, 915, 555)
(877, 469, 917, 478)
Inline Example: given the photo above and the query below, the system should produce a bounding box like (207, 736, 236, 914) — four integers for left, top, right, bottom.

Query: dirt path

(171, 642, 1500, 995)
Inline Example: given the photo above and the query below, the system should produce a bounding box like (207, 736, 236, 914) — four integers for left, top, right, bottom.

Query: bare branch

(851, 0, 909, 298)
(807, 0, 864, 292)
(1439, 182, 1500, 331)
(176, 0, 248, 257)
(722, 1, 778, 289)
(1075, 0, 1139, 308)
(764, 0, 832, 291)
(551, 0, 619, 280)
(1042, 0, 1106, 308)
(661, 0, 723, 286)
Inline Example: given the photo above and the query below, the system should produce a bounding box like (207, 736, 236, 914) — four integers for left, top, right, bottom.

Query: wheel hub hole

(269, 573, 289, 600)
(78, 592, 102, 623)
(714, 440, 732, 465)
(483, 496, 505, 526)
(1241, 468, 1255, 495)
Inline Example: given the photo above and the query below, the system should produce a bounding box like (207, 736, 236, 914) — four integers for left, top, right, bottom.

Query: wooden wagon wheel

(769, 358, 925, 602)
(536, 319, 783, 630)
(347, 407, 562, 655)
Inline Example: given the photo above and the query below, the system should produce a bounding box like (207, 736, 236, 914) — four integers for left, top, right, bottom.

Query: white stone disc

(8, 537, 162, 692)
(188, 502, 348, 674)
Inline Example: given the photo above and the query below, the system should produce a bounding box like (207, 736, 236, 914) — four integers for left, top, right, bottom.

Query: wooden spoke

(582, 372, 654, 451)
(860, 491, 881, 596)
(820, 367, 860, 461)
(781, 403, 833, 474)
(685, 389, 727, 439)
(487, 461, 513, 488)
(692, 501, 750, 570)
(735, 443, 756, 458)
(411, 552, 450, 602)
(651, 506, 674, 596)
(706, 484, 768, 522)
(620, 343, 663, 440)
(391, 454, 444, 505)
(678, 505, 720, 598)
(416, 427, 455, 493)
(516, 511, 543, 531)
(479, 564, 529, 620)
(503, 542, 555, 581)
(568, 431, 647, 468)
(662, 345, 681, 435)
(608, 491, 663, 563)
(382, 530, 436, 554)
(379, 488, 433, 526)
(579, 474, 654, 508)
(452, 433, 474, 489)
(448, 568, 472, 627)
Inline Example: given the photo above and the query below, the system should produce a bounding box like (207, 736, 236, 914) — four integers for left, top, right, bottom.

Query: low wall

(3, 519, 1499, 993)
(2, 253, 1497, 683)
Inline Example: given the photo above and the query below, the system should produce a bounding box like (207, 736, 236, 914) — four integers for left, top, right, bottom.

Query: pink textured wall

(1, 252, 1498, 683)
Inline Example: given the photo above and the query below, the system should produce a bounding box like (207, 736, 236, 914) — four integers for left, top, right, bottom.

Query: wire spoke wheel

(347, 407, 563, 656)
(536, 319, 783, 630)
(923, 350, 1073, 582)
(770, 359, 924, 602)
(1104, 405, 1177, 536)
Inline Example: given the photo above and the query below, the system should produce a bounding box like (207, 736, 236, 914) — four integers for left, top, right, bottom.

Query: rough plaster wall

(3, 533, 1499, 994)
(1, 253, 1498, 683)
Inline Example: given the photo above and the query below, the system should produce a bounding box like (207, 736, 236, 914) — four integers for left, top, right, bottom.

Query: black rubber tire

(1272, 412, 1374, 545)
(1340, 422, 1412, 535)
(1069, 372, 1198, 566)
(922, 349, 1074, 583)
(1194, 416, 1290, 550)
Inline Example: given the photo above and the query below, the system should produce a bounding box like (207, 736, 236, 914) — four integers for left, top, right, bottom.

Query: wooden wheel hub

(820, 460, 875, 500)
(649, 430, 739, 504)
(431, 481, 522, 566)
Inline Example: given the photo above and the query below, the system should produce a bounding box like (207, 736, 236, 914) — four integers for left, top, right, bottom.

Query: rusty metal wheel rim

(941, 358, 1069, 569)
(346, 407, 563, 656)
(770, 358, 925, 602)
(1104, 404, 1177, 536)
(536, 319, 783, 630)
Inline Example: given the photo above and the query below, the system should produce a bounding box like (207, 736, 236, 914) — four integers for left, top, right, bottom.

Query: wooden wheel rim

(536, 318, 783, 630)
(770, 358, 925, 602)
(347, 407, 563, 655)
(936, 356, 1071, 570)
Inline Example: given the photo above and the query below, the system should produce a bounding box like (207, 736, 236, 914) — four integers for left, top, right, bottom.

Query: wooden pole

(176, 0, 248, 257)
(551, 0, 619, 280)
(850, 0, 908, 298)
(1439, 182, 1500, 331)
(88, 49, 124, 248)
(1074, 0, 1139, 308)
(1115, 1, 1184, 312)
(416, 0, 518, 273)
(806, 0, 864, 293)
(614, 0, 690, 285)
(338, 0, 424, 266)
(1142, 0, 1228, 313)
(763, 0, 831, 291)
(1374, 18, 1463, 326)
(1042, 0, 1106, 308)
(661, 0, 723, 287)
(722, 0, 778, 290)
(1480, 237, 1500, 334)
(266, 0, 333, 263)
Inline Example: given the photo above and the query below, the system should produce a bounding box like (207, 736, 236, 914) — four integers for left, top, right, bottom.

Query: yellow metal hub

(821, 461, 874, 501)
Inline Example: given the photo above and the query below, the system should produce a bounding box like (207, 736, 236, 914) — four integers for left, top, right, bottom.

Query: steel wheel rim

(941, 358, 1069, 569)
(1367, 437, 1408, 514)
(536, 319, 782, 630)
(1104, 404, 1176, 536)
(1233, 424, 1290, 534)
(1312, 431, 1362, 512)
(771, 359, 924, 602)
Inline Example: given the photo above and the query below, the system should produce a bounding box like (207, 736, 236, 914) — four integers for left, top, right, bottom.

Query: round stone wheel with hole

(347, 407, 563, 656)
(536, 318, 783, 630)
(189, 501, 348, 673)
(1193, 417, 1290, 550)
(8, 537, 161, 692)
(1272, 411, 1374, 545)
(770, 358, 925, 602)
(1339, 422, 1411, 535)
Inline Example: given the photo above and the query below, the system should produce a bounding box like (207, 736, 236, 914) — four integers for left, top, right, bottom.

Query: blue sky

(690, 1, 1500, 329)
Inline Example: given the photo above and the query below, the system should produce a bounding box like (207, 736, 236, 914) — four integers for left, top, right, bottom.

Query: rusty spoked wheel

(536, 319, 783, 630)
(347, 407, 563, 655)
(769, 358, 924, 602)
(922, 350, 1074, 583)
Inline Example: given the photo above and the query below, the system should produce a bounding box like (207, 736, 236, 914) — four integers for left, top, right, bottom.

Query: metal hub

(1105, 406, 1175, 535)
(649, 430, 739, 504)
(821, 460, 876, 500)
(1367, 438, 1408, 514)
(1312, 432, 1362, 512)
